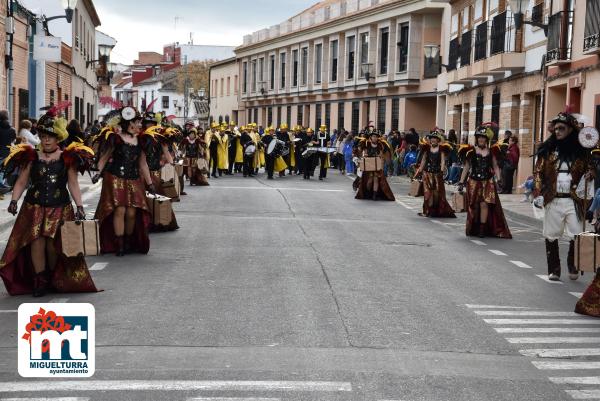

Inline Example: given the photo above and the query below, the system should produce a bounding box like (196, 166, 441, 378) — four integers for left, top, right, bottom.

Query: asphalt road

(0, 169, 598, 401)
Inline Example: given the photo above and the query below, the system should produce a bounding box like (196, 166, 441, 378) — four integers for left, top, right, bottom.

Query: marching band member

(93, 107, 154, 256)
(303, 128, 317, 180)
(252, 123, 265, 174)
(240, 126, 256, 177)
(458, 123, 512, 239)
(534, 111, 591, 281)
(355, 132, 395, 201)
(294, 126, 308, 176)
(262, 126, 276, 180)
(315, 125, 331, 181)
(277, 123, 292, 177)
(414, 131, 456, 218)
(227, 122, 239, 175)
(0, 105, 97, 296)
(208, 122, 220, 178)
(216, 123, 230, 176)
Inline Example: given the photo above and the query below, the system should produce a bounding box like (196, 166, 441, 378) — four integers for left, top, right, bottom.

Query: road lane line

(570, 292, 584, 298)
(465, 304, 533, 309)
(507, 337, 600, 344)
(89, 262, 108, 271)
(536, 275, 564, 284)
(489, 249, 507, 256)
(510, 260, 533, 269)
(395, 200, 413, 209)
(565, 390, 600, 399)
(475, 311, 578, 316)
(470, 240, 487, 246)
(550, 377, 600, 385)
(0, 398, 89, 401)
(0, 310, 17, 313)
(496, 327, 600, 333)
(484, 318, 600, 325)
(0, 381, 353, 392)
(187, 398, 280, 401)
(519, 348, 600, 358)
(532, 361, 600, 370)
(48, 298, 69, 303)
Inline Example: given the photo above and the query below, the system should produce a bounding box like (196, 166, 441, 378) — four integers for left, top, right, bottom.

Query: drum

(302, 147, 318, 158)
(267, 140, 283, 157)
(244, 144, 256, 156)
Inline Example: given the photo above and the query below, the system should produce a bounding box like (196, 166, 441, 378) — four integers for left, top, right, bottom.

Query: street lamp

(43, 0, 78, 24)
(198, 88, 206, 99)
(87, 43, 114, 67)
(507, 0, 548, 35)
(360, 63, 373, 82)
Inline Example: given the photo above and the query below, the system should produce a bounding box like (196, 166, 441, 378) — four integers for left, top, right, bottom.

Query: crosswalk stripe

(507, 337, 600, 344)
(483, 318, 600, 325)
(475, 311, 578, 317)
(565, 389, 600, 399)
(0, 380, 353, 392)
(536, 275, 564, 284)
(510, 260, 533, 269)
(470, 240, 487, 246)
(550, 377, 600, 385)
(89, 262, 108, 271)
(532, 361, 600, 369)
(520, 348, 600, 358)
(489, 249, 507, 256)
(496, 327, 600, 333)
(465, 304, 534, 309)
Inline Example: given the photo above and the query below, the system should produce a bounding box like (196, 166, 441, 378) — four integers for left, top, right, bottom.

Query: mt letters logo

(18, 303, 95, 377)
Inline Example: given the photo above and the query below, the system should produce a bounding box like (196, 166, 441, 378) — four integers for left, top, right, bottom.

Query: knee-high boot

(546, 239, 561, 280)
(568, 240, 580, 280)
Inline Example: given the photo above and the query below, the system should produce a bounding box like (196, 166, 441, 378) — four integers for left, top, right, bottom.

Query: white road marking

(565, 390, 600, 399)
(475, 311, 578, 316)
(496, 327, 600, 333)
(510, 260, 533, 269)
(532, 361, 600, 370)
(395, 200, 414, 209)
(484, 318, 600, 325)
(0, 380, 353, 392)
(0, 310, 17, 313)
(507, 337, 600, 344)
(48, 298, 69, 303)
(520, 348, 600, 358)
(470, 240, 487, 246)
(0, 398, 89, 401)
(465, 304, 533, 309)
(430, 219, 445, 225)
(210, 186, 346, 193)
(550, 377, 600, 385)
(89, 262, 108, 271)
(187, 398, 280, 401)
(489, 249, 507, 256)
(570, 292, 584, 298)
(536, 275, 564, 284)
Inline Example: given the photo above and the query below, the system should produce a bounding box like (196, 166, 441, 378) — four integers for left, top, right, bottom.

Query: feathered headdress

(62, 142, 95, 174)
(37, 102, 71, 143)
(99, 97, 123, 109)
(475, 122, 498, 142)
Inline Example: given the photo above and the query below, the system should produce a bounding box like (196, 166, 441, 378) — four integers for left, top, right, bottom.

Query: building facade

(209, 57, 240, 125)
(235, 0, 446, 133)
(45, 43, 73, 122)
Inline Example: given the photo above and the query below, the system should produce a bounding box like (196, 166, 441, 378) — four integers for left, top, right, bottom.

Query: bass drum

(244, 144, 256, 156)
(267, 140, 283, 157)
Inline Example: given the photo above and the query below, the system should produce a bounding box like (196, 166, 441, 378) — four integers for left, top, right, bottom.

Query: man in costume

(355, 132, 395, 200)
(458, 123, 512, 239)
(533, 111, 591, 281)
(262, 126, 276, 179)
(207, 122, 220, 178)
(303, 128, 317, 180)
(240, 126, 256, 177)
(277, 123, 292, 177)
(414, 130, 456, 218)
(294, 126, 308, 176)
(216, 123, 230, 176)
(315, 125, 331, 181)
(227, 121, 241, 175)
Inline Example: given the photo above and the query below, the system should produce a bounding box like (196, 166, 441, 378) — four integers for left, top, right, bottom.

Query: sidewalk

(0, 174, 100, 234)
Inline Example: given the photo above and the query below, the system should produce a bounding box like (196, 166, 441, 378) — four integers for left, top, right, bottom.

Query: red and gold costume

(182, 133, 209, 186)
(355, 138, 395, 201)
(417, 140, 456, 218)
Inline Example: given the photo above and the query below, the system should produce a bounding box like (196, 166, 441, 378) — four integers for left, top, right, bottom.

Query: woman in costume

(355, 132, 395, 201)
(93, 107, 154, 256)
(0, 105, 97, 296)
(182, 129, 209, 186)
(458, 123, 512, 239)
(415, 131, 456, 218)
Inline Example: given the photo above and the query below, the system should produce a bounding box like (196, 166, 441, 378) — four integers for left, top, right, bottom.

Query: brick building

(45, 43, 73, 122)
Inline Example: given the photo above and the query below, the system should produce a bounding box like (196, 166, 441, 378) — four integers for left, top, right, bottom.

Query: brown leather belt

(555, 193, 571, 198)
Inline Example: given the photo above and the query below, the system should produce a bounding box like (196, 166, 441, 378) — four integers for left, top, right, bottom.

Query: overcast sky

(92, 0, 318, 64)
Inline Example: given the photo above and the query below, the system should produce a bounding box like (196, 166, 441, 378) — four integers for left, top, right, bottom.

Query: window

(391, 98, 399, 130)
(377, 99, 386, 132)
(292, 50, 299, 87)
(360, 32, 369, 77)
(297, 105, 303, 126)
(315, 43, 323, 84)
(475, 91, 484, 128)
(475, 21, 488, 61)
(247, 109, 252, 123)
(347, 36, 356, 79)
(251, 60, 257, 92)
(227, 77, 231, 96)
(451, 14, 459, 34)
(286, 106, 291, 125)
(74, 9, 79, 49)
(351, 101, 360, 132)
(316, 104, 322, 128)
(330, 40, 339, 82)
(301, 47, 308, 86)
(491, 88, 501, 132)
(277, 106, 282, 126)
(280, 53, 286, 89)
(259, 57, 264, 84)
(242, 62, 248, 93)
(234, 75, 238, 94)
(267, 107, 273, 126)
(325, 103, 331, 130)
(397, 23, 409, 72)
(49, 89, 55, 106)
(338, 102, 345, 131)
(379, 27, 389, 75)
(253, 108, 258, 124)
(269, 55, 275, 90)
(220, 78, 224, 96)
(162, 96, 169, 109)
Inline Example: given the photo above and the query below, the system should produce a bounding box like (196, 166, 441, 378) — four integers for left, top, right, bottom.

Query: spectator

(519, 176, 534, 203)
(336, 132, 346, 173)
(501, 129, 512, 145)
(501, 136, 520, 194)
(343, 134, 355, 175)
(64, 119, 84, 148)
(402, 144, 419, 174)
(18, 119, 40, 147)
(405, 128, 419, 146)
(90, 119, 101, 136)
(446, 130, 461, 184)
(0, 110, 16, 189)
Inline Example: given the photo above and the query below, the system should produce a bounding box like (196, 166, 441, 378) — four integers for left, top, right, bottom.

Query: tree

(175, 60, 215, 95)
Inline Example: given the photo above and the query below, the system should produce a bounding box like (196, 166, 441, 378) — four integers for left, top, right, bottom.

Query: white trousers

(543, 198, 581, 240)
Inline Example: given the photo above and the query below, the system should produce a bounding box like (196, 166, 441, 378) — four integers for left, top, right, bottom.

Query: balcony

(546, 11, 573, 64)
(447, 37, 459, 71)
(474, 21, 488, 62)
(485, 11, 526, 72)
(583, 0, 600, 54)
(460, 30, 473, 66)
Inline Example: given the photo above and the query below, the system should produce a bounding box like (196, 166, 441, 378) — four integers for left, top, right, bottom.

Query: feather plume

(99, 96, 123, 109)
(2, 144, 37, 177)
(145, 98, 158, 112)
(46, 101, 72, 117)
(62, 142, 95, 174)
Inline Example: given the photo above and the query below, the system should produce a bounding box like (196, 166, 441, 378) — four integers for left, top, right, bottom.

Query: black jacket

(0, 120, 16, 158)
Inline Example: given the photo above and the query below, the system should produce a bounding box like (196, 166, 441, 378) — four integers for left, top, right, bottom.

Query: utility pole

(183, 55, 189, 122)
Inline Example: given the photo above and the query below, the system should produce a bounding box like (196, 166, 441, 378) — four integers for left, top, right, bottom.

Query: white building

(209, 57, 240, 125)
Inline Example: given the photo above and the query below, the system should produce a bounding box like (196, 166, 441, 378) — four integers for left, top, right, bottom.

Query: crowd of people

(0, 101, 597, 319)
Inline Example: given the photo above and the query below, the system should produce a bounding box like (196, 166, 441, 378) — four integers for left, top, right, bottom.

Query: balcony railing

(448, 37, 459, 71)
(546, 11, 573, 63)
(584, 0, 600, 53)
(491, 12, 509, 54)
(475, 21, 488, 61)
(460, 30, 473, 66)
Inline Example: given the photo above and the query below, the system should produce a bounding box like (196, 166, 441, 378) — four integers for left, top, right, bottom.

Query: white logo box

(18, 303, 95, 378)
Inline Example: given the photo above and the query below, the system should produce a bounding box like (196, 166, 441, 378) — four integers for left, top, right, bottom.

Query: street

(0, 171, 598, 400)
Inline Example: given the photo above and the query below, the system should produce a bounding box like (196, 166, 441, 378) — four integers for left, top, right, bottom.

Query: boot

(116, 236, 125, 257)
(568, 240, 579, 280)
(478, 223, 486, 238)
(546, 239, 561, 280)
(32, 270, 49, 298)
(124, 235, 133, 254)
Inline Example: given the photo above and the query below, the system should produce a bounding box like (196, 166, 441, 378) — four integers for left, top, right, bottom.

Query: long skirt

(186, 157, 210, 186)
(464, 178, 512, 238)
(422, 172, 456, 218)
(149, 171, 179, 232)
(575, 273, 600, 317)
(94, 173, 151, 254)
(0, 202, 98, 295)
(355, 171, 395, 201)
